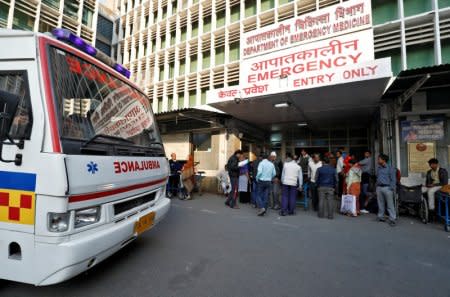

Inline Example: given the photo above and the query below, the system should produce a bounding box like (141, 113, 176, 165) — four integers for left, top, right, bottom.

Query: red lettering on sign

(114, 161, 121, 173)
(113, 160, 161, 174)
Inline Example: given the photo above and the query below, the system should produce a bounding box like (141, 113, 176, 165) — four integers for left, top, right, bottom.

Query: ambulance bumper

(35, 197, 170, 286)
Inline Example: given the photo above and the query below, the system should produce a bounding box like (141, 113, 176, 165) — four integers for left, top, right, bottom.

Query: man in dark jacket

(316, 157, 337, 219)
(225, 150, 243, 209)
(425, 158, 449, 213)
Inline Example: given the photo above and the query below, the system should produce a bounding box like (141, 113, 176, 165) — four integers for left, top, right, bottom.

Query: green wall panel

(375, 48, 402, 75)
(406, 43, 435, 69)
(403, 0, 432, 17)
(441, 38, 450, 64)
(439, 0, 450, 8)
(372, 0, 398, 25)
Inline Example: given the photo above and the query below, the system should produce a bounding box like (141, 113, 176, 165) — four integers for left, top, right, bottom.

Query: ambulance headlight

(48, 212, 70, 232)
(74, 207, 101, 228)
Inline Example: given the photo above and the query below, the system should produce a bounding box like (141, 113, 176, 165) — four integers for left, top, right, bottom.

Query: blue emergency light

(51, 28, 130, 79)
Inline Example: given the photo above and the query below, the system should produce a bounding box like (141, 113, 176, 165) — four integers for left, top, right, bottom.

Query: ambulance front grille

(113, 193, 156, 216)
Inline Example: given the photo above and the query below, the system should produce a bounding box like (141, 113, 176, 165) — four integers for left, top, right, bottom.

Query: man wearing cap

(269, 151, 283, 210)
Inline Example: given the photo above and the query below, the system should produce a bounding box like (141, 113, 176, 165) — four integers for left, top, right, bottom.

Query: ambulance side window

(0, 71, 33, 140)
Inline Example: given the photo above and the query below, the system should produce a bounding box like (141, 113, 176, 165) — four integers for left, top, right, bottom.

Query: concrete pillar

(281, 136, 287, 161)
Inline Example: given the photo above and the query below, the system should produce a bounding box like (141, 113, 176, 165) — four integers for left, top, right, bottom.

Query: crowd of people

(220, 148, 449, 227)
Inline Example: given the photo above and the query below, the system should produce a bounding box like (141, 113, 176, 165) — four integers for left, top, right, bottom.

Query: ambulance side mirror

(0, 90, 19, 142)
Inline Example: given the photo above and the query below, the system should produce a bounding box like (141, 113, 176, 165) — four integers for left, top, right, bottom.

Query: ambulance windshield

(47, 46, 164, 156)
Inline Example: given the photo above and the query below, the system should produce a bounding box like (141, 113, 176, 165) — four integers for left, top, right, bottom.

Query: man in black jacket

(425, 158, 449, 213)
(225, 150, 243, 209)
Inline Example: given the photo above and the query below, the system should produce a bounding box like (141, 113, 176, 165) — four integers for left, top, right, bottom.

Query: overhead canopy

(383, 64, 450, 100)
(209, 77, 391, 130)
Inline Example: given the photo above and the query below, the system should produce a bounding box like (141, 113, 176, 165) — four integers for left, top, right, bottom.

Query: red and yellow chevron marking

(0, 189, 35, 225)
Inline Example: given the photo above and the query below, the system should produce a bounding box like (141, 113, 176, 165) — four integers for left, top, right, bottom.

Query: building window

(161, 5, 167, 19)
(13, 10, 34, 31)
(151, 38, 157, 52)
(245, 0, 257, 18)
(171, 0, 177, 15)
(97, 15, 114, 40)
(189, 90, 196, 107)
(96, 40, 112, 56)
(168, 95, 174, 110)
(193, 132, 212, 152)
(157, 97, 163, 113)
(64, 0, 79, 19)
(191, 21, 199, 38)
(261, 0, 275, 11)
(229, 41, 240, 61)
(178, 92, 185, 109)
(169, 61, 175, 78)
(201, 87, 208, 105)
(180, 26, 187, 41)
(39, 21, 54, 33)
(179, 58, 186, 76)
(216, 9, 225, 28)
(202, 51, 210, 69)
(215, 46, 225, 66)
(203, 15, 211, 33)
(230, 5, 240, 23)
(190, 55, 198, 73)
(82, 7, 94, 27)
(42, 0, 60, 10)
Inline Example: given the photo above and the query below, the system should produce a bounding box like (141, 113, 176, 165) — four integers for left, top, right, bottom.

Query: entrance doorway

(286, 126, 373, 161)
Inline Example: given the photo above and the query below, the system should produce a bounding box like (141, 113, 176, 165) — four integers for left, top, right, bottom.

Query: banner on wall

(241, 0, 372, 59)
(401, 119, 445, 142)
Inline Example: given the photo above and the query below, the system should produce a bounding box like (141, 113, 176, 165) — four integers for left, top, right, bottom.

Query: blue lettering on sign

(87, 162, 99, 174)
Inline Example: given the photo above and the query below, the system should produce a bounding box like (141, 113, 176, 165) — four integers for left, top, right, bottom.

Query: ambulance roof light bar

(51, 28, 131, 79)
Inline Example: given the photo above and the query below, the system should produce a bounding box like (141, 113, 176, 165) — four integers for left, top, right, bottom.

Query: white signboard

(236, 30, 391, 98)
(242, 0, 372, 59)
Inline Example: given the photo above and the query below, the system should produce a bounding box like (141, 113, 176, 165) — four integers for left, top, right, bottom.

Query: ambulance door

(0, 59, 45, 234)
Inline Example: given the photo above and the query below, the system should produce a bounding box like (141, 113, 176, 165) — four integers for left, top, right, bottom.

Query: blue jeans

(257, 181, 271, 209)
(281, 185, 297, 214)
(251, 181, 259, 206)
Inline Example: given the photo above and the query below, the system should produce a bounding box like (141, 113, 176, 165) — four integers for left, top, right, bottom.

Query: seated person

(424, 158, 449, 213)
(216, 165, 231, 196)
(168, 153, 183, 195)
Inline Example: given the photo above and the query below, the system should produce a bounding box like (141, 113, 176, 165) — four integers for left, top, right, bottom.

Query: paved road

(2, 195, 450, 297)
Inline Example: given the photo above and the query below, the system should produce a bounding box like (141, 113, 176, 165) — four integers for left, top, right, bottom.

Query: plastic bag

(340, 194, 357, 216)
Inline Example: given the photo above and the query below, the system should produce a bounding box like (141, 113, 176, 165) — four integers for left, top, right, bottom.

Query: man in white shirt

(280, 153, 303, 216)
(336, 150, 345, 197)
(308, 154, 323, 211)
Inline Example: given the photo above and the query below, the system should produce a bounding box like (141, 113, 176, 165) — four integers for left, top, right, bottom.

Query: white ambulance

(0, 28, 170, 285)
